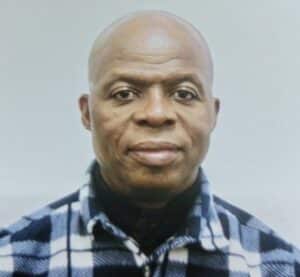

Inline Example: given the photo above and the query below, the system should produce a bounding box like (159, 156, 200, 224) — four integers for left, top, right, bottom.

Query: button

(143, 265, 150, 277)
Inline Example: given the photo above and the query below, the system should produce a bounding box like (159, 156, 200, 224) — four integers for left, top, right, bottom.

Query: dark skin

(79, 11, 220, 208)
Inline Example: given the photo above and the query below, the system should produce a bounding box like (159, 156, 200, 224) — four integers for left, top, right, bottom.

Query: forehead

(89, 20, 213, 90)
(94, 64, 209, 96)
(91, 45, 211, 90)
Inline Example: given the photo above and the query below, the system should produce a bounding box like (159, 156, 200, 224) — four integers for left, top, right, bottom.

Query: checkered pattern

(1, 161, 300, 276)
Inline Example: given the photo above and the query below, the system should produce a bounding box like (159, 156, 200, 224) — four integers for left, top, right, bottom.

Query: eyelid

(109, 86, 141, 104)
(110, 86, 139, 96)
(174, 85, 200, 98)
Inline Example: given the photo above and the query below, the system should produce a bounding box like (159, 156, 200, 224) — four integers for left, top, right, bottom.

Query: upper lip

(129, 141, 180, 151)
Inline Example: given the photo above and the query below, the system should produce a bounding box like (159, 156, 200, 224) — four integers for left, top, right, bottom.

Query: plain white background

(0, 1, 299, 246)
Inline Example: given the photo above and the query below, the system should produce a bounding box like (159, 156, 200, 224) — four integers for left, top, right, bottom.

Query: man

(0, 10, 299, 276)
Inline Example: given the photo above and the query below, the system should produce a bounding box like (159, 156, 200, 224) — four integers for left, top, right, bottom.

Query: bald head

(88, 11, 214, 92)
(80, 11, 220, 205)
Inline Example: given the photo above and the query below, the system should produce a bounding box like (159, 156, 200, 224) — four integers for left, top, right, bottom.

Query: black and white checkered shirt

(1, 161, 299, 276)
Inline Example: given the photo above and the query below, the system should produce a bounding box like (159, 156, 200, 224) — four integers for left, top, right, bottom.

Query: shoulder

(213, 195, 276, 235)
(0, 191, 79, 257)
(0, 191, 79, 239)
(213, 195, 300, 273)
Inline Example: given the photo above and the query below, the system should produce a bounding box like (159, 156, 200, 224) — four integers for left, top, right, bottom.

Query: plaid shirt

(1, 162, 300, 276)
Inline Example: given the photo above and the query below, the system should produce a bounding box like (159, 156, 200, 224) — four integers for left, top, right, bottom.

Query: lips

(128, 141, 181, 166)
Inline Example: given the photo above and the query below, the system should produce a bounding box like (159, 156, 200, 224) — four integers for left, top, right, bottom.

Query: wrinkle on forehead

(88, 11, 214, 91)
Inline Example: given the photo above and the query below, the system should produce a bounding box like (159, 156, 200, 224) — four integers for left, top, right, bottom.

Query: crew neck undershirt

(91, 162, 200, 255)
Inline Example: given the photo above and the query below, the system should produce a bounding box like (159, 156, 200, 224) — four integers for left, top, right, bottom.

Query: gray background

(0, 1, 299, 246)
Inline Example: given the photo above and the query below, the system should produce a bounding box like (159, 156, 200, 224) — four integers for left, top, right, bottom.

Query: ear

(212, 97, 220, 130)
(78, 93, 91, 131)
(214, 97, 220, 115)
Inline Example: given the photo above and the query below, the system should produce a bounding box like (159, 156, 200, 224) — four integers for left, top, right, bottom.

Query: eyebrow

(98, 70, 208, 95)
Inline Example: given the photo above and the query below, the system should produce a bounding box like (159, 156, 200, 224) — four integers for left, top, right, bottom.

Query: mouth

(128, 141, 181, 167)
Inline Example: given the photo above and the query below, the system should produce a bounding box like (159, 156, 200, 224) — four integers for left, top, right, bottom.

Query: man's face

(80, 23, 219, 205)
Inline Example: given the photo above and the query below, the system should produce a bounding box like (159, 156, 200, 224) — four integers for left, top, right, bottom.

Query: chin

(124, 166, 189, 193)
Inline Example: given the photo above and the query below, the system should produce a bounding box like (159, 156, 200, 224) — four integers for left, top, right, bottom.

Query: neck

(90, 161, 200, 255)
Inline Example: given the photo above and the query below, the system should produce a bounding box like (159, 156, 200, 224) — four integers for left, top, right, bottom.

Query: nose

(133, 86, 176, 127)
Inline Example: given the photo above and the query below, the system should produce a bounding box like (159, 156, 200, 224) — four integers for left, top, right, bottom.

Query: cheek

(183, 108, 212, 137)
(190, 123, 210, 158)
(179, 108, 213, 156)
(90, 105, 128, 160)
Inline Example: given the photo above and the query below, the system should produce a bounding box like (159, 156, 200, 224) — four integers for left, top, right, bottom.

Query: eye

(173, 89, 198, 102)
(113, 89, 138, 102)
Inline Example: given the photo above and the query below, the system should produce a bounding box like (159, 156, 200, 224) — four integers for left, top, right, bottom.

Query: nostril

(135, 116, 176, 127)
(136, 118, 148, 126)
(132, 96, 177, 126)
(165, 119, 176, 126)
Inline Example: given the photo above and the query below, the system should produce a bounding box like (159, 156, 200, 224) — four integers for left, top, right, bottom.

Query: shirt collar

(79, 160, 229, 252)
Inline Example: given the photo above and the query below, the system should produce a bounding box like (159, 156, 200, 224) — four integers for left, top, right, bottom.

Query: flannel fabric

(0, 161, 300, 276)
